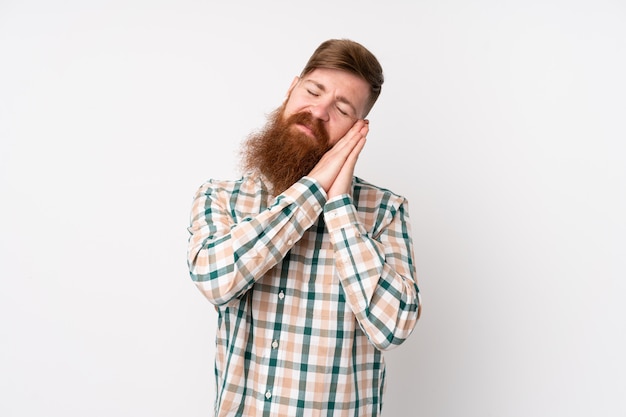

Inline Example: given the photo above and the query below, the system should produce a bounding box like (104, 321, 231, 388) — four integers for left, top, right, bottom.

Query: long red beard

(240, 106, 331, 195)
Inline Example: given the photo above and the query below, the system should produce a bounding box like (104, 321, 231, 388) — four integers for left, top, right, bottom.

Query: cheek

(282, 101, 296, 119)
(284, 92, 308, 115)
(328, 122, 353, 146)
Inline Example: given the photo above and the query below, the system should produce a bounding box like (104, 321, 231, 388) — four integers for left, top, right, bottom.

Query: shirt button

(272, 340, 279, 349)
(313, 204, 320, 211)
(278, 291, 285, 300)
(265, 390, 272, 400)
(287, 239, 293, 245)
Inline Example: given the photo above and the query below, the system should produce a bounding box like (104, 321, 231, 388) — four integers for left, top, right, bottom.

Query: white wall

(1, 1, 624, 416)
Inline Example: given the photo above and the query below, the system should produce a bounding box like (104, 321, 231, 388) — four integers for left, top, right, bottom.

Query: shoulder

(194, 173, 268, 196)
(351, 176, 411, 234)
(191, 173, 272, 217)
(352, 176, 408, 209)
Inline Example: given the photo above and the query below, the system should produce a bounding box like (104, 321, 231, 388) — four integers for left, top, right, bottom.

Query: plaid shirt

(187, 173, 421, 416)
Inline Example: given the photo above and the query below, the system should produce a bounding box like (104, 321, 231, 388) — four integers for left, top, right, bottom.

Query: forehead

(301, 68, 370, 114)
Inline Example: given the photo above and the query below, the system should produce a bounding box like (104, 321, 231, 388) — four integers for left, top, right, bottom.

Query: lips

(285, 111, 329, 146)
(294, 123, 316, 138)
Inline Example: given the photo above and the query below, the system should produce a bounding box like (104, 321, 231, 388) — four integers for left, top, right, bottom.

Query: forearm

(325, 195, 420, 350)
(187, 177, 326, 305)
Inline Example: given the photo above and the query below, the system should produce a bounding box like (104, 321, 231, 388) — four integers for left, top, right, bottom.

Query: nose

(308, 102, 330, 122)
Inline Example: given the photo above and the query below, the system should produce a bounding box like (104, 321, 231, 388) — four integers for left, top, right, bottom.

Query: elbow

(187, 254, 240, 306)
(368, 320, 419, 352)
(194, 280, 240, 307)
(190, 271, 244, 307)
(362, 299, 421, 351)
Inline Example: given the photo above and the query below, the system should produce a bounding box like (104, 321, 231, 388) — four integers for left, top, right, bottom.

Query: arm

(324, 193, 421, 351)
(187, 177, 326, 306)
(308, 119, 421, 349)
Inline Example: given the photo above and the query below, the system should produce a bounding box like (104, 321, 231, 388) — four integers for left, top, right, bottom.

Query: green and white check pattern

(187, 174, 420, 416)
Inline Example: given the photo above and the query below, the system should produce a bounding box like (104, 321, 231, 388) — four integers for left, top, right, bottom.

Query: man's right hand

(307, 119, 369, 199)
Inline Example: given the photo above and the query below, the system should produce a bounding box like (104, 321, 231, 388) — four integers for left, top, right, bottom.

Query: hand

(308, 119, 369, 199)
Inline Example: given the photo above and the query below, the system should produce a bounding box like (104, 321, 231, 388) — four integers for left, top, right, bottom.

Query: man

(187, 39, 421, 416)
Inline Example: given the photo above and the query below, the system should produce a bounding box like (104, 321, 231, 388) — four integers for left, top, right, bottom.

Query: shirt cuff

(278, 177, 327, 223)
(323, 194, 366, 235)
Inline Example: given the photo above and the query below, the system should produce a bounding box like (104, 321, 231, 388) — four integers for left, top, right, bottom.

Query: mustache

(284, 111, 329, 145)
(240, 106, 333, 195)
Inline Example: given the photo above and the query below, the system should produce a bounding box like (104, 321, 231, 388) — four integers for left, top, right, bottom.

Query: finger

(337, 119, 368, 144)
(329, 120, 368, 156)
(327, 136, 367, 198)
(344, 135, 366, 168)
(307, 121, 368, 192)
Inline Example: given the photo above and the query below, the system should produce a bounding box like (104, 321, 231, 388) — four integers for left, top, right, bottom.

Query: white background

(1, 1, 625, 416)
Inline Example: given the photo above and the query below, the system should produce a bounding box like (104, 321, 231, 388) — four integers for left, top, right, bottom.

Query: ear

(285, 76, 299, 98)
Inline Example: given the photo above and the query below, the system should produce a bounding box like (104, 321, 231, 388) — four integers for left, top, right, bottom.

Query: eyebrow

(304, 79, 358, 117)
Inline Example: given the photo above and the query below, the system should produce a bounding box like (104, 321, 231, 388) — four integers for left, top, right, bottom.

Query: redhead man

(187, 39, 421, 416)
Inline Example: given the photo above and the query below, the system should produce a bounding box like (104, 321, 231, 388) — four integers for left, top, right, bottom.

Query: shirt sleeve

(323, 194, 421, 350)
(187, 177, 326, 306)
